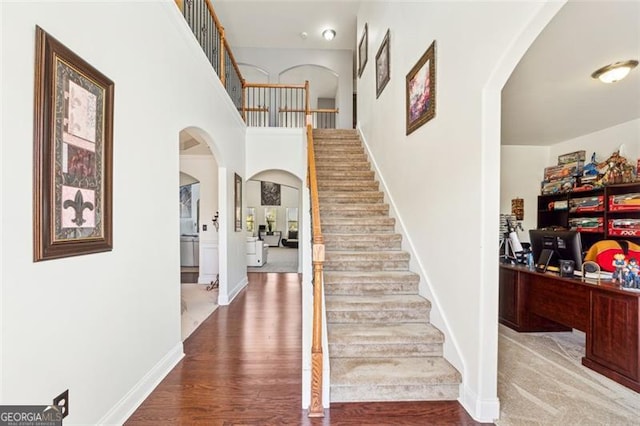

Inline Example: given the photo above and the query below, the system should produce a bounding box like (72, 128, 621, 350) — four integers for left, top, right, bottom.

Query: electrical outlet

(203, 224, 207, 231)
(53, 389, 69, 419)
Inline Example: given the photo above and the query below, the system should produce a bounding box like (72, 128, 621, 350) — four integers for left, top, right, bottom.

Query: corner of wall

(459, 383, 500, 423)
(218, 276, 248, 305)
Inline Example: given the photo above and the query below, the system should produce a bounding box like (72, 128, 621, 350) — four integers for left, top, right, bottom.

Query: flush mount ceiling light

(591, 60, 639, 83)
(322, 29, 336, 41)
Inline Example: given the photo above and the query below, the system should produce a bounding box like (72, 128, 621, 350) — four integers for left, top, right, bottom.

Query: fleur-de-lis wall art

(63, 189, 95, 227)
(33, 26, 113, 261)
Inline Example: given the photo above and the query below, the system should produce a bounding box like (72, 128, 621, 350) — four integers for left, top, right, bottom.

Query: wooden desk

(499, 264, 640, 393)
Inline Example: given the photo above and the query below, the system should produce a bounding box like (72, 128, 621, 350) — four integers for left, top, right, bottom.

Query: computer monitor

(529, 229, 583, 271)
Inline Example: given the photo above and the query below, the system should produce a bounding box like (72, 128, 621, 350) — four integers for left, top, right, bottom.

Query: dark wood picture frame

(234, 173, 243, 232)
(33, 26, 114, 261)
(406, 40, 436, 135)
(375, 29, 390, 98)
(358, 23, 368, 78)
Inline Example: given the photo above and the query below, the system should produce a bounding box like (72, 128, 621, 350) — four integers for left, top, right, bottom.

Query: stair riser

(330, 384, 459, 403)
(324, 261, 409, 272)
(317, 183, 380, 191)
(329, 343, 442, 358)
(314, 147, 364, 155)
(317, 172, 375, 180)
(324, 241, 401, 251)
(327, 310, 430, 323)
(322, 225, 396, 234)
(319, 196, 384, 204)
(325, 282, 419, 295)
(320, 208, 389, 217)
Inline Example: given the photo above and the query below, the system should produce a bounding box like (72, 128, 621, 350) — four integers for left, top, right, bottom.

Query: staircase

(313, 128, 461, 403)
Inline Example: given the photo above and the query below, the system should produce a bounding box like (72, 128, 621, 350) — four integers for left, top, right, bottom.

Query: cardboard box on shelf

(608, 218, 640, 237)
(609, 193, 640, 211)
(543, 161, 583, 182)
(558, 150, 586, 165)
(541, 177, 575, 195)
(569, 217, 603, 233)
(569, 195, 604, 212)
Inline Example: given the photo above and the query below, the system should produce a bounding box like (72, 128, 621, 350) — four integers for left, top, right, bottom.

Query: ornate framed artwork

(406, 40, 436, 135)
(33, 26, 114, 261)
(234, 173, 242, 232)
(358, 23, 368, 78)
(375, 29, 390, 98)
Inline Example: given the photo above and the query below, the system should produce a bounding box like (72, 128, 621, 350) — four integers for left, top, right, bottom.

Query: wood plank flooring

(126, 272, 487, 425)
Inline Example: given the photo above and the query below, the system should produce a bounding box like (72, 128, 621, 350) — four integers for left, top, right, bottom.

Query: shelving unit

(537, 182, 640, 250)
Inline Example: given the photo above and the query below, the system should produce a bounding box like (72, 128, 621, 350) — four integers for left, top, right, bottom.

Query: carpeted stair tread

(325, 294, 430, 311)
(331, 357, 461, 386)
(317, 181, 379, 191)
(328, 323, 443, 345)
(330, 357, 461, 402)
(320, 203, 389, 217)
(317, 170, 375, 180)
(318, 191, 384, 203)
(323, 233, 403, 251)
(324, 270, 419, 285)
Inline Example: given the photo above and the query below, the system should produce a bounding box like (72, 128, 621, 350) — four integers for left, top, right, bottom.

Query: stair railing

(175, 2, 335, 129)
(244, 81, 310, 128)
(177, 0, 243, 112)
(306, 124, 325, 417)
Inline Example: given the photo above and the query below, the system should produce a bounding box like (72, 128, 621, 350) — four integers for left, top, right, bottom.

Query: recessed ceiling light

(322, 29, 336, 41)
(300, 32, 308, 40)
(591, 60, 639, 84)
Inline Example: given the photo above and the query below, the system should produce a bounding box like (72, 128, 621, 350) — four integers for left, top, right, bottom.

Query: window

(246, 207, 256, 234)
(287, 207, 298, 234)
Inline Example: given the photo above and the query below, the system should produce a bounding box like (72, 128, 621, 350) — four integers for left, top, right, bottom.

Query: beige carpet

(181, 284, 218, 340)
(247, 247, 298, 273)
(497, 324, 640, 425)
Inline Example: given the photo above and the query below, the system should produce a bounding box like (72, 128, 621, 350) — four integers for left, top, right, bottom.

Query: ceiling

(185, 0, 639, 151)
(502, 0, 640, 146)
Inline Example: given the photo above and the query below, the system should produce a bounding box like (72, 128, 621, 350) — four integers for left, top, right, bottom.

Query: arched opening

(280, 64, 339, 128)
(245, 169, 302, 273)
(178, 128, 222, 340)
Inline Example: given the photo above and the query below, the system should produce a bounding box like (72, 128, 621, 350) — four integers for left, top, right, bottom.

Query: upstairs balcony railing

(175, 0, 338, 129)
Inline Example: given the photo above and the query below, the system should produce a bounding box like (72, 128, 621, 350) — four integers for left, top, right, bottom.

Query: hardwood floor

(126, 272, 487, 425)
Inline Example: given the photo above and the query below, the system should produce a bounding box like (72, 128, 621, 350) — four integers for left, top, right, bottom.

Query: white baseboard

(219, 276, 248, 305)
(97, 343, 184, 425)
(459, 384, 500, 423)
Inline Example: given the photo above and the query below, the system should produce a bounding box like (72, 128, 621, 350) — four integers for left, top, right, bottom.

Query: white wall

(0, 1, 246, 424)
(500, 146, 550, 242)
(234, 47, 353, 129)
(356, 0, 560, 421)
(549, 118, 640, 167)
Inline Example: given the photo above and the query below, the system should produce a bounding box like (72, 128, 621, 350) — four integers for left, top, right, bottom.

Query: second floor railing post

(305, 80, 310, 118)
(219, 26, 226, 87)
(241, 80, 247, 122)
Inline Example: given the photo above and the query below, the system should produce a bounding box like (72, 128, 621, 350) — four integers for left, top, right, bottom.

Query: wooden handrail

(307, 124, 325, 417)
(243, 82, 308, 89)
(279, 108, 339, 114)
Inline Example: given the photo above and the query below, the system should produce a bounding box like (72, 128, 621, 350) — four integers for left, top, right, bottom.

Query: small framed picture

(358, 23, 368, 78)
(406, 40, 436, 135)
(375, 29, 390, 98)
